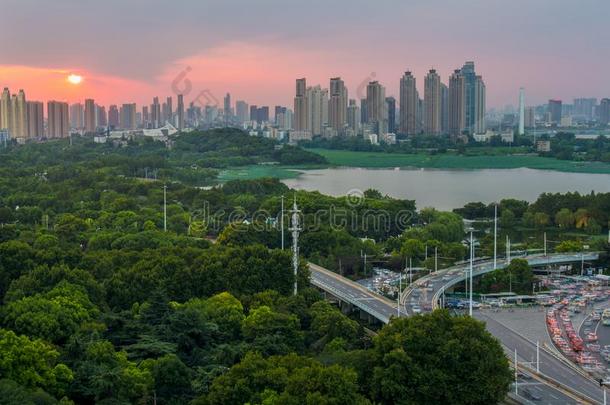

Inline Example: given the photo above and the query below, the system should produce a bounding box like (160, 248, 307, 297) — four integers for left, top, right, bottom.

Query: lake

(283, 167, 610, 210)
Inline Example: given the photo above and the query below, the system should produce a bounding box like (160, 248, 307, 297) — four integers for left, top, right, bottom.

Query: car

(412, 306, 421, 314)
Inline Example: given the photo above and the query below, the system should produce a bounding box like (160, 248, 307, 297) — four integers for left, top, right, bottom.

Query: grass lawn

(218, 165, 307, 181)
(306, 148, 610, 174)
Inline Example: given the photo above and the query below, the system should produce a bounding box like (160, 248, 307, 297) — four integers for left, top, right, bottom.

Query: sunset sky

(1, 0, 608, 109)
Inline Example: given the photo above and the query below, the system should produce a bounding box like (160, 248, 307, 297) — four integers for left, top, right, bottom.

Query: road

(479, 313, 604, 404)
(402, 253, 600, 314)
(309, 263, 405, 324)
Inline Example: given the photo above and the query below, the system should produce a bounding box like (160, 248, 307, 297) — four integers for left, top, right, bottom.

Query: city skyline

(1, 0, 609, 109)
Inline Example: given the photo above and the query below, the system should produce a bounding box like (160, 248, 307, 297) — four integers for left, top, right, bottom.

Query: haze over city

(1, 0, 609, 108)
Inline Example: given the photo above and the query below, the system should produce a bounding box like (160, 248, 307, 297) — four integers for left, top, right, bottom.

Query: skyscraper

(548, 100, 562, 124)
(366, 81, 386, 134)
(236, 100, 249, 123)
(518, 88, 525, 135)
(166, 96, 173, 123)
(120, 103, 137, 129)
(599, 98, 610, 125)
(440, 83, 449, 133)
(360, 98, 368, 124)
(399, 72, 418, 135)
(97, 105, 107, 127)
(424, 69, 442, 135)
(108, 105, 119, 128)
(460, 61, 477, 133)
(329, 77, 348, 133)
(294, 78, 308, 132)
(0, 88, 11, 132)
(176, 94, 184, 129)
(347, 99, 360, 133)
(474, 76, 486, 134)
(70, 103, 84, 129)
(27, 101, 44, 138)
(47, 101, 69, 138)
(386, 97, 396, 133)
(151, 97, 161, 128)
(448, 69, 466, 136)
(524, 107, 536, 128)
(224, 93, 232, 123)
(574, 98, 597, 121)
(9, 90, 28, 138)
(306, 85, 328, 136)
(84, 98, 96, 133)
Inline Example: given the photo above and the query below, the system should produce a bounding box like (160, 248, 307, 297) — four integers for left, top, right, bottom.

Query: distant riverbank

(306, 148, 610, 174)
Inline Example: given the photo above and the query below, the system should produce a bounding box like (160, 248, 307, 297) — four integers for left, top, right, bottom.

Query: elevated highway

(309, 251, 603, 403)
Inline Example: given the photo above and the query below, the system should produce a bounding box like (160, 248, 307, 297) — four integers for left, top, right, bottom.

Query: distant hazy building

(293, 78, 308, 132)
(97, 105, 107, 127)
(524, 106, 536, 128)
(366, 81, 386, 134)
(440, 83, 448, 133)
(548, 100, 562, 124)
(70, 103, 84, 129)
(599, 99, 610, 125)
(347, 99, 360, 133)
(236, 100, 249, 123)
(448, 69, 466, 136)
(518, 88, 525, 135)
(47, 101, 69, 138)
(120, 103, 137, 130)
(329, 77, 348, 133)
(474, 75, 486, 134)
(84, 98, 96, 133)
(360, 98, 368, 124)
(151, 97, 161, 128)
(399, 71, 418, 135)
(108, 105, 119, 128)
(424, 69, 442, 135)
(224, 93, 232, 123)
(27, 101, 44, 138)
(165, 96, 173, 124)
(306, 85, 328, 136)
(574, 98, 597, 121)
(385, 97, 396, 134)
(0, 88, 10, 132)
(176, 94, 184, 129)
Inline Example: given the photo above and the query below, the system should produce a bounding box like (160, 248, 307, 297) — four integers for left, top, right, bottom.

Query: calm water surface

(283, 167, 610, 210)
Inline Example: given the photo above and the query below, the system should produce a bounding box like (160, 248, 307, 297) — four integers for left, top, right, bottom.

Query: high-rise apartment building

(366, 81, 386, 134)
(236, 100, 249, 123)
(599, 98, 610, 125)
(10, 90, 28, 138)
(306, 85, 328, 136)
(474, 75, 486, 134)
(329, 77, 348, 133)
(27, 101, 44, 138)
(360, 98, 368, 124)
(424, 69, 442, 135)
(84, 98, 96, 133)
(399, 72, 418, 135)
(151, 97, 161, 128)
(386, 97, 396, 133)
(574, 98, 597, 121)
(524, 106, 536, 128)
(166, 96, 173, 123)
(120, 103, 137, 129)
(294, 78, 308, 132)
(97, 105, 107, 127)
(548, 100, 562, 124)
(0, 88, 11, 132)
(440, 83, 449, 133)
(176, 94, 184, 129)
(347, 99, 360, 133)
(108, 105, 119, 128)
(70, 103, 84, 129)
(224, 93, 232, 123)
(47, 101, 69, 138)
(448, 69, 466, 136)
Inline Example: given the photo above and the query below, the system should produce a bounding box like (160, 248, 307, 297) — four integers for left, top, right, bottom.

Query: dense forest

(0, 129, 573, 404)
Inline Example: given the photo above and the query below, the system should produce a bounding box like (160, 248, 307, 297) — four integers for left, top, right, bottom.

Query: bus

(602, 309, 610, 326)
